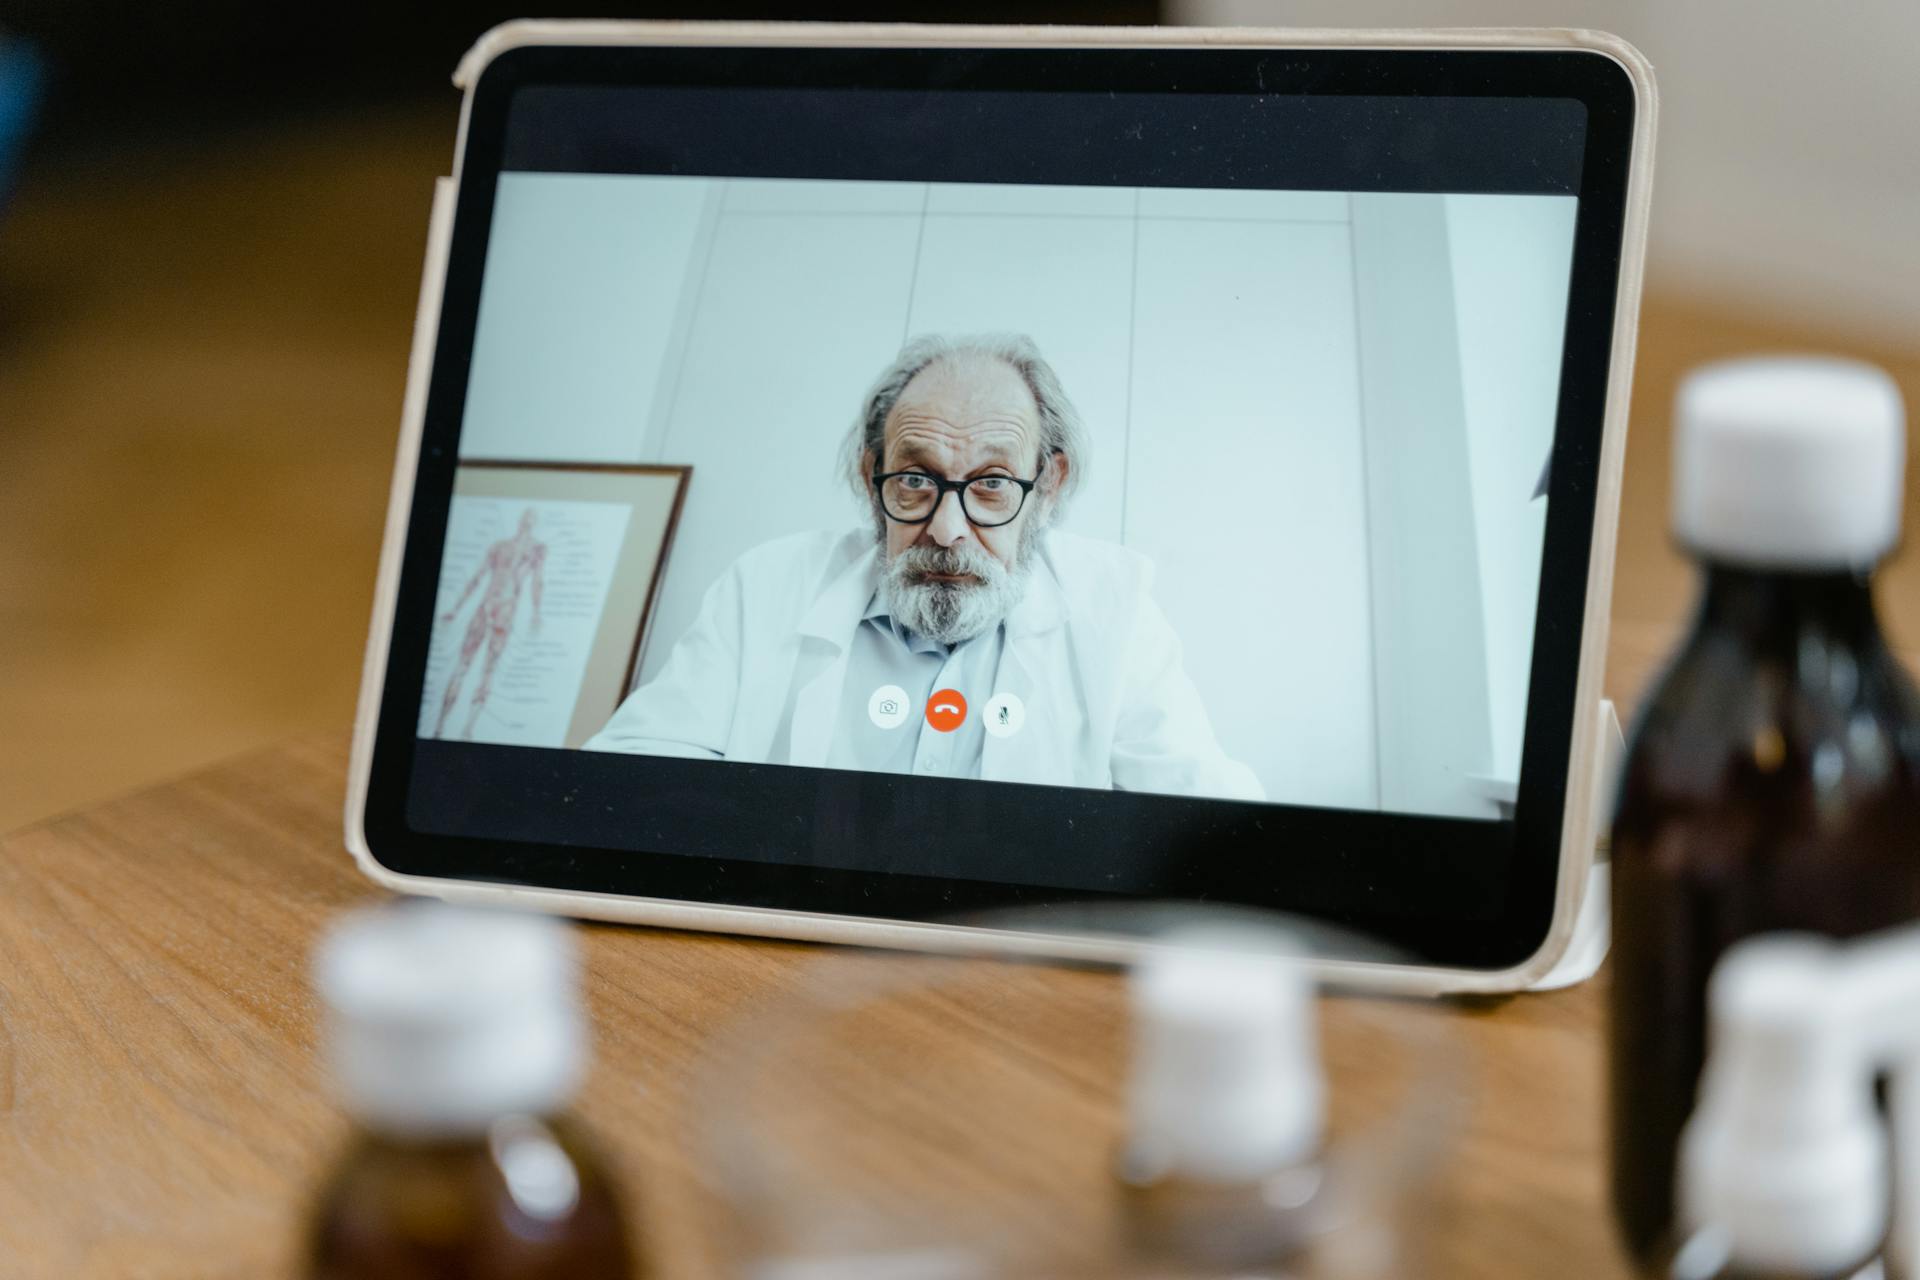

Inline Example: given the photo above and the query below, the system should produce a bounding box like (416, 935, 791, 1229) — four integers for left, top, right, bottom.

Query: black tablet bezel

(362, 40, 1635, 970)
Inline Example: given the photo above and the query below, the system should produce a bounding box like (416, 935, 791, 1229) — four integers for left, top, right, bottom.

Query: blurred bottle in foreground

(1116, 934, 1329, 1275)
(307, 903, 636, 1279)
(1609, 357, 1920, 1266)
(1664, 929, 1920, 1280)
(694, 908, 1453, 1280)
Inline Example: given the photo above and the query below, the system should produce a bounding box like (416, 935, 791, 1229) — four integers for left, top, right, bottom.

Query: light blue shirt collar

(861, 590, 950, 657)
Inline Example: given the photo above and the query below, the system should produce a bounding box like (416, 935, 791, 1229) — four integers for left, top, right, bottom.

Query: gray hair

(841, 333, 1089, 517)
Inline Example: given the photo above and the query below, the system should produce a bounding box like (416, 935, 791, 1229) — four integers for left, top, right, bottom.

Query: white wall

(464, 174, 710, 461)
(1447, 194, 1579, 787)
(1349, 193, 1495, 817)
(1128, 206, 1377, 810)
(459, 173, 1577, 815)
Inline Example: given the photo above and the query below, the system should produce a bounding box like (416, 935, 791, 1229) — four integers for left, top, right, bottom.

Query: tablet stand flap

(1528, 697, 1625, 991)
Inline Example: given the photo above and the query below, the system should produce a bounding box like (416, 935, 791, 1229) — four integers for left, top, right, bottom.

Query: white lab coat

(585, 528, 1264, 801)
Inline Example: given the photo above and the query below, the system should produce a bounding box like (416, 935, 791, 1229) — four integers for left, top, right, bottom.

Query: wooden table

(0, 733, 1635, 1279)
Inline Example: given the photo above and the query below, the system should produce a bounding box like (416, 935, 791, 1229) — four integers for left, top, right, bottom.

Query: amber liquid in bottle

(1609, 565, 1920, 1265)
(308, 1114, 635, 1279)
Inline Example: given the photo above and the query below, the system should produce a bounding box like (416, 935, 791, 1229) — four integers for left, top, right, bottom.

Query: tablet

(347, 21, 1655, 993)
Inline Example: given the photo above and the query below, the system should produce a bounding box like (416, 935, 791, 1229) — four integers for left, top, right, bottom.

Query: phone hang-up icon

(925, 689, 968, 733)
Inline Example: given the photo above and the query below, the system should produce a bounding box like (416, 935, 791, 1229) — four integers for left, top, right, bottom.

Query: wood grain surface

(0, 733, 1633, 1279)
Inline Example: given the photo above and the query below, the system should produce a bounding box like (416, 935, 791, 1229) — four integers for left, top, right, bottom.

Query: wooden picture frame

(421, 459, 691, 748)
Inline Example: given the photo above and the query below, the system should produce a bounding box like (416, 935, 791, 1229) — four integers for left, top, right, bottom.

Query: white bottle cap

(1124, 930, 1323, 1183)
(314, 902, 587, 1137)
(1673, 356, 1906, 569)
(1678, 935, 1887, 1274)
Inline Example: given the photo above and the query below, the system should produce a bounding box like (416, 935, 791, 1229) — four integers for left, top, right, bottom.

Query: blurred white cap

(1673, 356, 1906, 569)
(315, 902, 586, 1136)
(1124, 930, 1323, 1183)
(1678, 934, 1886, 1275)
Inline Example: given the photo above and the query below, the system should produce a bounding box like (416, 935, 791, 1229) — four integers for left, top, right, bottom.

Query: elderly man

(586, 334, 1261, 801)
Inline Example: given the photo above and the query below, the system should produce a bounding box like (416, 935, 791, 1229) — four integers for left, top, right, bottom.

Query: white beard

(882, 536, 1033, 646)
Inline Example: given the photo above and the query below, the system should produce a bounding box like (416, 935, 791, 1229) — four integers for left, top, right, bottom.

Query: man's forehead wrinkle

(886, 420, 1033, 468)
(889, 415, 1032, 440)
(888, 400, 1035, 433)
(880, 354, 1043, 473)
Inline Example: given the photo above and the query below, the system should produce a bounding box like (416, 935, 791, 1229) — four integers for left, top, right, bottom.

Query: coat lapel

(981, 560, 1073, 784)
(785, 543, 879, 768)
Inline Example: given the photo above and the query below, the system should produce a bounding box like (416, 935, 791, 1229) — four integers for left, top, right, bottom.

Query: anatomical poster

(415, 462, 690, 748)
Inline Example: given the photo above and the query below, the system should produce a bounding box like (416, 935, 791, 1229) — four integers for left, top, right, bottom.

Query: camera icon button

(867, 684, 912, 730)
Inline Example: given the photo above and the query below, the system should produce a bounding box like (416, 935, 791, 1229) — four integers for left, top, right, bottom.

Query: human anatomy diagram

(431, 507, 548, 739)
(417, 491, 633, 748)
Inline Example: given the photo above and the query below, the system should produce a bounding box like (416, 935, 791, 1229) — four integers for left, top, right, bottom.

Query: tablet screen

(435, 169, 1573, 821)
(369, 46, 1633, 963)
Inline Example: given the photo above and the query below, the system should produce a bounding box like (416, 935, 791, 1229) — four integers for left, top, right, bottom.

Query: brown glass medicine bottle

(306, 903, 637, 1280)
(1608, 357, 1920, 1267)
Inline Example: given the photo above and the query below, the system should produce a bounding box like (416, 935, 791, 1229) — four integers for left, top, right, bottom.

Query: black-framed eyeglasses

(870, 470, 1039, 528)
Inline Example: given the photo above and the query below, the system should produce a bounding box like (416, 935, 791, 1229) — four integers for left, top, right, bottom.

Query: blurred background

(1, 2, 1915, 833)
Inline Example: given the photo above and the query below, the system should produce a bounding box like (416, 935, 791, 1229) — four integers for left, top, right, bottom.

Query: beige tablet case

(345, 20, 1657, 997)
